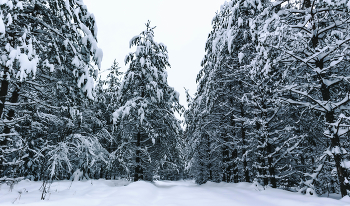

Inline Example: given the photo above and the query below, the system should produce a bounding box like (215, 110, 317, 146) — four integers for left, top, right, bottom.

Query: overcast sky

(83, 0, 225, 107)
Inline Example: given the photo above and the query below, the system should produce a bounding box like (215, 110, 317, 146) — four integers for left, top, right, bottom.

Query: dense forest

(1, 0, 350, 199)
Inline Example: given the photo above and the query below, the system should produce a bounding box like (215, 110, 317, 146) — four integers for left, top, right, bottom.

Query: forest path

(0, 180, 349, 206)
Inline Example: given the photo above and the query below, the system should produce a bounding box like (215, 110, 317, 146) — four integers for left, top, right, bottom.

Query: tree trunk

(331, 134, 347, 196)
(135, 87, 145, 182)
(323, 90, 347, 196)
(222, 135, 231, 183)
(0, 82, 21, 178)
(0, 67, 9, 118)
(232, 149, 238, 183)
(0, 67, 9, 176)
(267, 142, 276, 188)
(134, 131, 142, 181)
(207, 134, 212, 181)
(260, 101, 268, 186)
(4, 85, 20, 134)
(241, 103, 249, 182)
(319, 57, 347, 196)
(263, 159, 268, 186)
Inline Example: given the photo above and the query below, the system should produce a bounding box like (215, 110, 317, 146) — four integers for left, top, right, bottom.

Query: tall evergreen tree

(259, 0, 350, 196)
(113, 21, 183, 181)
(0, 0, 102, 179)
(187, 0, 270, 185)
(187, 0, 307, 188)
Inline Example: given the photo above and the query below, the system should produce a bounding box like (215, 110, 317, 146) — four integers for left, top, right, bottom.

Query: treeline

(1, 0, 350, 199)
(185, 0, 350, 197)
(0, 0, 183, 186)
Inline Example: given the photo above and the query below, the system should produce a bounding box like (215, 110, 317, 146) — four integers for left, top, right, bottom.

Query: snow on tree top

(130, 35, 141, 48)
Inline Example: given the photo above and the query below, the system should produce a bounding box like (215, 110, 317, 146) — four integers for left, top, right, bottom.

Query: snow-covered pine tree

(105, 59, 123, 94)
(259, 0, 350, 196)
(98, 59, 122, 127)
(208, 0, 270, 184)
(186, 0, 246, 184)
(185, 5, 230, 184)
(195, 0, 306, 189)
(93, 60, 123, 179)
(0, 0, 102, 179)
(113, 21, 183, 181)
(238, 0, 309, 188)
(187, 0, 270, 185)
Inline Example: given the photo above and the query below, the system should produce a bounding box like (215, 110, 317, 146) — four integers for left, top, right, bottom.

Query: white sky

(83, 0, 225, 107)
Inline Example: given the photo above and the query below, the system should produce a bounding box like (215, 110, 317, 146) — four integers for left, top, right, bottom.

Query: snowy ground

(1, 179, 350, 206)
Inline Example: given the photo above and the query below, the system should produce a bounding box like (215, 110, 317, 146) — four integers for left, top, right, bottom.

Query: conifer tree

(187, 0, 307, 188)
(0, 0, 102, 179)
(259, 0, 350, 196)
(113, 21, 182, 181)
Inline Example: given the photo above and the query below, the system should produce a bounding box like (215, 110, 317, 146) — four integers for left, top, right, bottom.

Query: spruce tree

(113, 21, 182, 181)
(0, 0, 102, 179)
(187, 0, 307, 188)
(259, 0, 350, 196)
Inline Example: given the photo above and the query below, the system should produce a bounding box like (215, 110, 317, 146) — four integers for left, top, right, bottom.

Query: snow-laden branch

(272, 135, 305, 167)
(18, 14, 77, 55)
(333, 94, 350, 110)
(290, 88, 328, 111)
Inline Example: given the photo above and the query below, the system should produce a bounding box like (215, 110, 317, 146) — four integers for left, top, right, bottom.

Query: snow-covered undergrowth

(0, 180, 350, 206)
